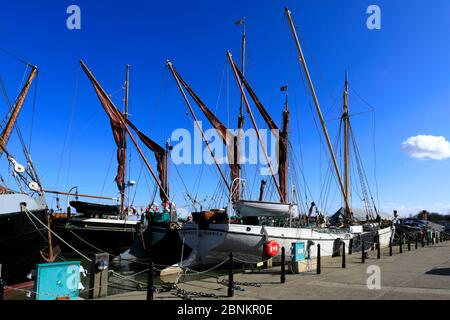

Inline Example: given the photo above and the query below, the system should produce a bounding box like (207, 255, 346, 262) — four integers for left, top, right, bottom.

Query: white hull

(0, 193, 46, 215)
(177, 223, 395, 266)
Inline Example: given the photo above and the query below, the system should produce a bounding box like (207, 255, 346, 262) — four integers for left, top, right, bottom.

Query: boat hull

(129, 222, 191, 266)
(0, 209, 48, 285)
(177, 223, 395, 266)
(52, 217, 140, 257)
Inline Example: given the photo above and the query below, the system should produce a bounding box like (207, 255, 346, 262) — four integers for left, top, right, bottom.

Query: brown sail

(171, 66, 240, 200)
(0, 66, 38, 157)
(125, 119, 167, 202)
(80, 60, 168, 203)
(231, 60, 289, 203)
(79, 61, 125, 194)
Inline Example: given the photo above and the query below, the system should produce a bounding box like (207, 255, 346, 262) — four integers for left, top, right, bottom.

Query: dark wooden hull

(52, 218, 139, 258)
(130, 222, 191, 266)
(0, 210, 48, 285)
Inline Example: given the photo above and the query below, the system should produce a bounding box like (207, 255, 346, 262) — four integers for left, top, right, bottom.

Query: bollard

(342, 241, 346, 268)
(422, 235, 425, 247)
(415, 237, 418, 250)
(88, 253, 109, 300)
(408, 237, 411, 251)
(317, 244, 321, 275)
(348, 239, 353, 255)
(361, 240, 365, 264)
(399, 235, 403, 254)
(280, 247, 286, 284)
(427, 234, 430, 246)
(228, 252, 234, 298)
(146, 260, 154, 300)
(377, 238, 381, 260)
(146, 222, 154, 301)
(0, 264, 3, 301)
(389, 238, 393, 256)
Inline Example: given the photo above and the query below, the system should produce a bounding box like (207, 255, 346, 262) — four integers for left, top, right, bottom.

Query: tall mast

(239, 18, 246, 119)
(285, 7, 350, 213)
(343, 72, 351, 216)
(280, 88, 290, 203)
(121, 64, 130, 218)
(165, 141, 170, 199)
(236, 18, 246, 201)
(0, 65, 38, 157)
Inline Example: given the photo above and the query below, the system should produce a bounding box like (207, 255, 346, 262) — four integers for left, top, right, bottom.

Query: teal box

(291, 242, 306, 261)
(34, 261, 81, 300)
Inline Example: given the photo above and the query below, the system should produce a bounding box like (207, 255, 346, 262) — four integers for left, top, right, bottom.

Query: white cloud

(401, 135, 450, 160)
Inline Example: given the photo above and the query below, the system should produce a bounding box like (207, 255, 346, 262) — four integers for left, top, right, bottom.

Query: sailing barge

(48, 63, 144, 258)
(0, 65, 51, 285)
(51, 60, 189, 264)
(169, 8, 394, 267)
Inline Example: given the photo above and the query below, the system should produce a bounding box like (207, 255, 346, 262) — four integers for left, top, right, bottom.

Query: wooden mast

(343, 72, 351, 216)
(236, 18, 246, 201)
(239, 19, 246, 121)
(121, 64, 130, 218)
(167, 60, 231, 191)
(165, 141, 170, 198)
(285, 7, 351, 213)
(227, 51, 284, 200)
(0, 65, 38, 157)
(280, 90, 290, 203)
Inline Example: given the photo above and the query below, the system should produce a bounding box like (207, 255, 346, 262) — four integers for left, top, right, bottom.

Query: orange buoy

(265, 240, 280, 257)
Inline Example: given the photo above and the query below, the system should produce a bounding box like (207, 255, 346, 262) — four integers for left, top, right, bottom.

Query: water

(6, 248, 232, 300)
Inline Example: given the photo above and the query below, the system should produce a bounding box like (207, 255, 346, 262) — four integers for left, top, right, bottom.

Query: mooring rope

(23, 207, 92, 262)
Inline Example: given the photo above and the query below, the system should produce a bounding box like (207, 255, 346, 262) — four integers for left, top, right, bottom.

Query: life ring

(170, 222, 180, 230)
(265, 240, 280, 257)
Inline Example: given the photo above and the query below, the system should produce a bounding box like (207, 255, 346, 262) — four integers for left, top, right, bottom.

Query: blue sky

(1, 0, 450, 216)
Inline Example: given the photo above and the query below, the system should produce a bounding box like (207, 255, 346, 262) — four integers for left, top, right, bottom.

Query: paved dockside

(102, 240, 450, 300)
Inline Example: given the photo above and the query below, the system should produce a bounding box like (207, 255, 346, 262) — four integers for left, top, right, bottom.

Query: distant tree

(415, 210, 450, 222)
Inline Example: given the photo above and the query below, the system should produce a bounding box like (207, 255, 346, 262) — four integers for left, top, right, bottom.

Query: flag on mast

(235, 18, 245, 26)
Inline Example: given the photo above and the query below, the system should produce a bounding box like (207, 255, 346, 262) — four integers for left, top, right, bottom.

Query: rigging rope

(23, 207, 92, 262)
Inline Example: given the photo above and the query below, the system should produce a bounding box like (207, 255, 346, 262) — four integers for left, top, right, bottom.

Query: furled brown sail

(171, 67, 240, 201)
(231, 60, 289, 203)
(80, 61, 167, 202)
(79, 61, 126, 194)
(125, 120, 167, 202)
